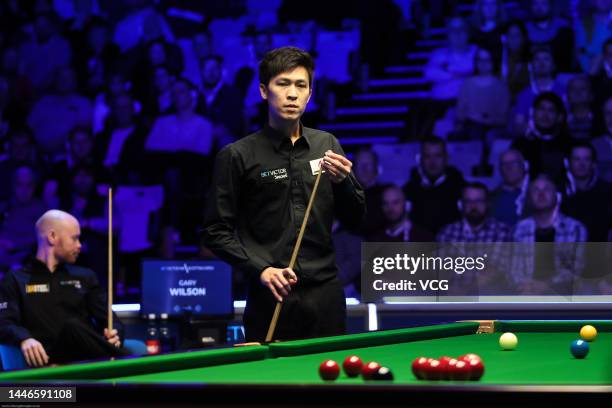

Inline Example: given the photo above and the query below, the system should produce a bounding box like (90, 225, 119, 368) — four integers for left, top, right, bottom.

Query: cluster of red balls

(411, 354, 484, 381)
(319, 355, 393, 381)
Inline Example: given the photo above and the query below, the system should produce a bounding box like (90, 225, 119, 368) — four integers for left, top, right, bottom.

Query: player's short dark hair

(259, 46, 314, 87)
(462, 181, 489, 198)
(569, 141, 597, 161)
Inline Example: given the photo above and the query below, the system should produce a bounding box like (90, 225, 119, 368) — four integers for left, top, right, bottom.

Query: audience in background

(560, 142, 612, 241)
(512, 92, 572, 178)
(352, 148, 386, 236)
(565, 75, 595, 140)
(491, 149, 530, 226)
(369, 185, 433, 242)
(470, 0, 506, 57)
(501, 20, 531, 99)
(454, 46, 510, 140)
(575, 0, 612, 74)
(403, 137, 465, 236)
(592, 96, 612, 182)
(511, 174, 587, 294)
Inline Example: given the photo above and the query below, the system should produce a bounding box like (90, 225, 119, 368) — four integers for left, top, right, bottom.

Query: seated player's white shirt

(145, 113, 213, 156)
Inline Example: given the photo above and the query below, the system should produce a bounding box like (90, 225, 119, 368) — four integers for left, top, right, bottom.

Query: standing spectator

(403, 137, 466, 236)
(418, 17, 476, 138)
(565, 75, 596, 140)
(454, 47, 511, 140)
(512, 92, 572, 178)
(500, 21, 531, 99)
(575, 0, 612, 73)
(491, 149, 530, 226)
(17, 12, 72, 93)
(352, 148, 386, 236)
(511, 174, 587, 295)
(525, 0, 575, 71)
(199, 55, 243, 146)
(512, 47, 566, 136)
(437, 182, 511, 243)
(0, 166, 47, 270)
(470, 0, 507, 56)
(561, 142, 612, 241)
(27, 66, 93, 159)
(369, 185, 433, 242)
(592, 96, 612, 182)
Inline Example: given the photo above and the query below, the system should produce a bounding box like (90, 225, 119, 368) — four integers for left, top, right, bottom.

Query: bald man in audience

(0, 210, 126, 367)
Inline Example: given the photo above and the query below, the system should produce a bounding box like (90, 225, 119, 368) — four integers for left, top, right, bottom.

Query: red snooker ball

(459, 353, 483, 363)
(343, 355, 363, 377)
(423, 359, 444, 381)
(361, 361, 381, 380)
(466, 359, 484, 381)
(319, 360, 340, 381)
(411, 357, 429, 380)
(448, 359, 471, 381)
(437, 356, 454, 380)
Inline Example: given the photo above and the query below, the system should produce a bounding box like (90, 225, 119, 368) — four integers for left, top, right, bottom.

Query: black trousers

(47, 319, 128, 364)
(243, 278, 346, 342)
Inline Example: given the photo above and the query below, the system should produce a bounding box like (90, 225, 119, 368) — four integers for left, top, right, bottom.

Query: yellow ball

(499, 332, 518, 350)
(580, 325, 597, 342)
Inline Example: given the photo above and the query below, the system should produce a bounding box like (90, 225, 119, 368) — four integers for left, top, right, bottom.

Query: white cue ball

(499, 332, 518, 350)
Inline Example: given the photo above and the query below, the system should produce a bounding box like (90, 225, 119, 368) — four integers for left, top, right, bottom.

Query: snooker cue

(107, 187, 113, 333)
(264, 160, 324, 343)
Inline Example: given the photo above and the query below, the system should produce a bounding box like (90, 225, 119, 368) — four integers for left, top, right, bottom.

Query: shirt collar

(28, 258, 67, 275)
(264, 122, 311, 151)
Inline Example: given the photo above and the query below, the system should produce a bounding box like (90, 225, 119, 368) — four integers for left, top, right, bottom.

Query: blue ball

(570, 339, 589, 359)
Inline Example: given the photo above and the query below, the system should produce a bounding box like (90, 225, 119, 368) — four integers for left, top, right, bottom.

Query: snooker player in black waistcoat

(202, 46, 366, 342)
(0, 210, 126, 367)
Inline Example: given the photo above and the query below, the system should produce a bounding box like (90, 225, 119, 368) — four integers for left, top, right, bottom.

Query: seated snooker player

(0, 210, 127, 367)
(202, 46, 366, 342)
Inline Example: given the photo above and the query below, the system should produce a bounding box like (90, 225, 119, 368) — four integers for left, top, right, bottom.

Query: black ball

(372, 366, 394, 381)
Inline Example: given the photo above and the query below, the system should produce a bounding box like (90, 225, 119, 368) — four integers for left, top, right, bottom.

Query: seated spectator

(454, 47, 510, 140)
(0, 210, 126, 366)
(437, 182, 511, 294)
(113, 2, 174, 53)
(199, 55, 243, 146)
(72, 17, 120, 98)
(500, 21, 530, 100)
(17, 11, 72, 92)
(437, 182, 511, 243)
(511, 174, 587, 295)
(512, 92, 573, 179)
(592, 96, 612, 182)
(575, 0, 612, 73)
(0, 127, 46, 203)
(0, 166, 48, 270)
(352, 148, 386, 236)
(417, 17, 476, 138)
(141, 64, 176, 119)
(590, 38, 612, 112)
(145, 77, 214, 157)
(93, 92, 148, 184)
(332, 220, 363, 298)
(511, 47, 565, 136)
(240, 31, 274, 131)
(45, 127, 108, 208)
(60, 164, 115, 282)
(525, 0, 575, 71)
(565, 75, 595, 140)
(368, 185, 433, 242)
(181, 30, 213, 90)
(27, 66, 93, 159)
(560, 142, 612, 241)
(92, 70, 141, 134)
(403, 137, 465, 236)
(491, 149, 530, 226)
(469, 0, 506, 57)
